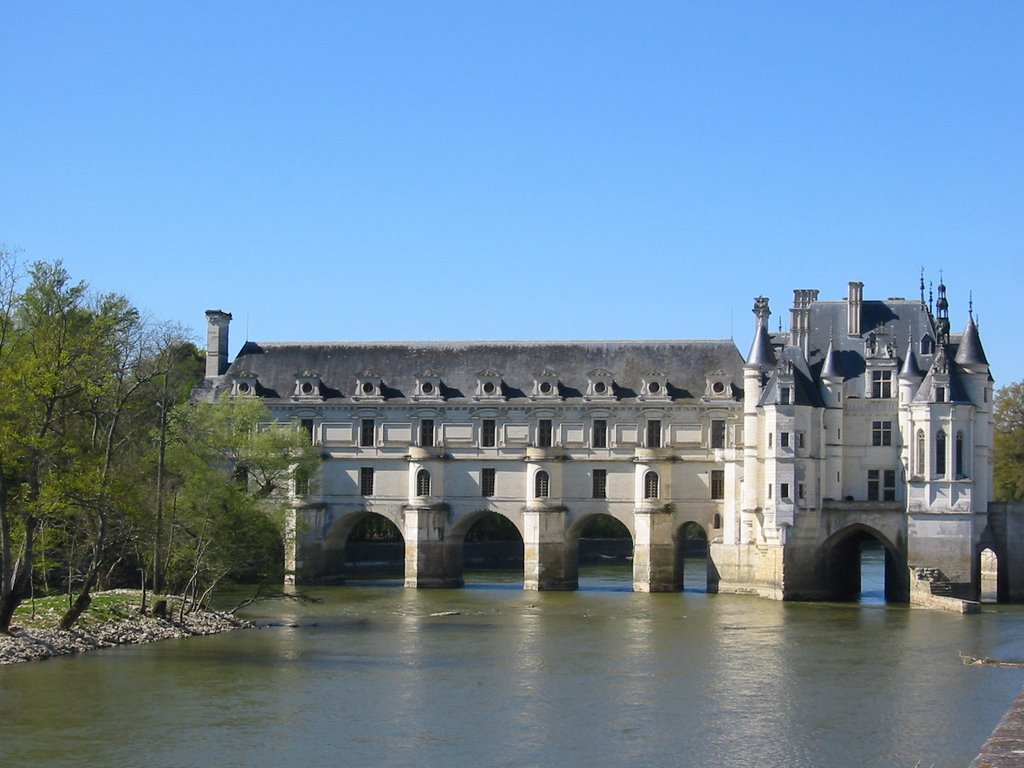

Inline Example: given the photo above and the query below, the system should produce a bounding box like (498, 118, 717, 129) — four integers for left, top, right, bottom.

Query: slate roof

(213, 339, 746, 404)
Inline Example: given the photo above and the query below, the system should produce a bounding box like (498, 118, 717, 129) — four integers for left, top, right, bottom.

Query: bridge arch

(675, 520, 715, 592)
(444, 510, 525, 585)
(321, 510, 405, 584)
(819, 524, 908, 602)
(567, 511, 635, 587)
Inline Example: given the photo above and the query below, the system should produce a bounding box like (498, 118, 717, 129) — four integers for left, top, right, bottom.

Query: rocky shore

(0, 591, 252, 665)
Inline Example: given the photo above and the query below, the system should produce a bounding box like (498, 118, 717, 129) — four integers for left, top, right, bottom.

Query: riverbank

(0, 590, 252, 665)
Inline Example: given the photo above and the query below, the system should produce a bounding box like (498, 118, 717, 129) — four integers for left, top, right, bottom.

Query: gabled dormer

(702, 370, 734, 402)
(354, 370, 385, 401)
(293, 369, 324, 401)
(586, 368, 616, 400)
(639, 370, 669, 401)
(414, 368, 444, 401)
(475, 369, 505, 400)
(232, 369, 259, 397)
(532, 368, 561, 400)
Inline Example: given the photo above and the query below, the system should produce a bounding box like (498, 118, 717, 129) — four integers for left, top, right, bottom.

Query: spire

(820, 337, 843, 380)
(954, 308, 989, 367)
(745, 296, 777, 368)
(935, 276, 950, 344)
(899, 334, 923, 380)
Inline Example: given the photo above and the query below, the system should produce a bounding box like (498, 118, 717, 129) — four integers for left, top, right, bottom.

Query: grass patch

(12, 592, 165, 631)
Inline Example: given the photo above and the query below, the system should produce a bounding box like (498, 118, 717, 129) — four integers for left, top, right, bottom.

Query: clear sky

(2, 3, 1022, 384)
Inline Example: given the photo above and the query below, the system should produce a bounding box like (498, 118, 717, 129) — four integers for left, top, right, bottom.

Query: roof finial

(969, 290, 974, 317)
(919, 267, 926, 306)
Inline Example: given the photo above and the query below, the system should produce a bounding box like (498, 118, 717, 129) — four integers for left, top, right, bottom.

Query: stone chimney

(205, 310, 232, 379)
(847, 281, 863, 337)
(789, 289, 819, 356)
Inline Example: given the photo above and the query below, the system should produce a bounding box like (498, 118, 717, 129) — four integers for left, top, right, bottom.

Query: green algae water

(3, 565, 1024, 768)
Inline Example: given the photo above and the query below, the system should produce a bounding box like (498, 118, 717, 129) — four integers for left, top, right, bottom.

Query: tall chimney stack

(847, 281, 863, 337)
(205, 310, 232, 378)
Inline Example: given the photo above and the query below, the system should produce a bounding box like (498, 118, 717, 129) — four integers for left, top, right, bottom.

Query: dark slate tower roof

(218, 339, 746, 404)
(899, 336, 923, 379)
(820, 338, 843, 380)
(954, 313, 989, 367)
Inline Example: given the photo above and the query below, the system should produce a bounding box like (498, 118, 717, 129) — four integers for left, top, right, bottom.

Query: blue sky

(2, 3, 1022, 384)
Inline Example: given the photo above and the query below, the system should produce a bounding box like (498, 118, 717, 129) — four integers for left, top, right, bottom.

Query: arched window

(713, 513, 722, 529)
(534, 470, 550, 499)
(416, 469, 431, 497)
(936, 431, 947, 478)
(644, 470, 660, 499)
(915, 430, 925, 476)
(955, 431, 965, 477)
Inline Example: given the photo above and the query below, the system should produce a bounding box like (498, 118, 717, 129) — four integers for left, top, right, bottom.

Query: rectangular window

(481, 419, 496, 448)
(780, 387, 791, 405)
(711, 420, 726, 449)
(359, 467, 374, 496)
(936, 385, 946, 403)
(798, 432, 805, 449)
(871, 370, 893, 398)
(420, 419, 435, 447)
(872, 420, 893, 447)
(768, 433, 773, 448)
(481, 468, 495, 498)
(867, 469, 880, 501)
(884, 469, 896, 501)
(780, 432, 790, 448)
(798, 482, 805, 500)
(300, 418, 314, 445)
(647, 419, 662, 448)
(710, 469, 725, 500)
(538, 419, 553, 448)
(593, 419, 607, 449)
(767, 483, 772, 499)
(360, 419, 375, 447)
(781, 482, 790, 499)
(592, 469, 607, 499)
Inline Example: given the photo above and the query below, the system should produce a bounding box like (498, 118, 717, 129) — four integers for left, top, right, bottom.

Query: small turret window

(416, 469, 431, 497)
(534, 470, 550, 499)
(915, 430, 926, 476)
(936, 431, 947, 478)
(955, 431, 965, 478)
(644, 471, 660, 499)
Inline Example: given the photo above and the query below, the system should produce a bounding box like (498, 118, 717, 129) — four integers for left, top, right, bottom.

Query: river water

(3, 561, 1024, 768)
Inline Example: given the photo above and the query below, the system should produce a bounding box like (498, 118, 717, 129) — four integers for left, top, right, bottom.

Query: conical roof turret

(820, 338, 843, 380)
(954, 310, 989, 367)
(745, 296, 777, 369)
(899, 336, 923, 380)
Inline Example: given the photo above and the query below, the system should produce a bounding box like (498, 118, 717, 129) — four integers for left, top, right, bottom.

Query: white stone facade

(195, 277, 995, 600)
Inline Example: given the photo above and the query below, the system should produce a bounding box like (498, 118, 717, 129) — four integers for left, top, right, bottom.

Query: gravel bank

(0, 595, 252, 665)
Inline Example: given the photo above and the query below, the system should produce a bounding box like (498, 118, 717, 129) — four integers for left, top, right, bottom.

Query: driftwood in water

(960, 651, 1024, 667)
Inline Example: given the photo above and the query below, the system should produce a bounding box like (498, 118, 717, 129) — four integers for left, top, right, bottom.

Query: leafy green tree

(160, 396, 318, 608)
(995, 381, 1024, 502)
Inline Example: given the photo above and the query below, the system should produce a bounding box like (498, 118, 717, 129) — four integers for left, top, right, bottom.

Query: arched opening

(979, 547, 998, 603)
(416, 468, 431, 497)
(571, 514, 633, 590)
(675, 521, 710, 592)
(322, 512, 405, 585)
(644, 470, 660, 499)
(821, 526, 908, 603)
(460, 512, 524, 588)
(534, 470, 550, 498)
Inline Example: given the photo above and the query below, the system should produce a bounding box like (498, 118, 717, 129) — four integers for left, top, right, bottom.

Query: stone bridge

(292, 500, 1024, 603)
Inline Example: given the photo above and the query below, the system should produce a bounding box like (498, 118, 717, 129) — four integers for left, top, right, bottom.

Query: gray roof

(217, 339, 746, 404)
(954, 314, 989, 367)
(745, 324, 777, 368)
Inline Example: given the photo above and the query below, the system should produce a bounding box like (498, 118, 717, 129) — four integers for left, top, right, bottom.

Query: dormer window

(414, 369, 443, 401)
(293, 369, 323, 401)
(703, 372, 733, 401)
(780, 386, 791, 405)
(355, 370, 384, 400)
(476, 369, 504, 400)
(233, 370, 258, 397)
(587, 368, 616, 400)
(640, 371, 669, 400)
(533, 369, 560, 400)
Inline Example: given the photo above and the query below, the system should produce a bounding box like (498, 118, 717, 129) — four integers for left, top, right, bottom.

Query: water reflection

(3, 575, 1024, 768)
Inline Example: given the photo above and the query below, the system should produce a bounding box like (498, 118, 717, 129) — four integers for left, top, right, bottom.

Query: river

(2, 559, 1024, 768)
